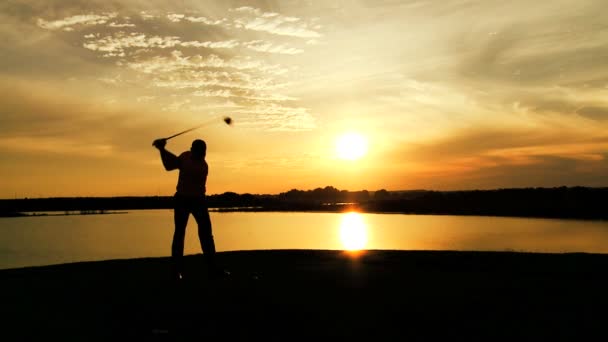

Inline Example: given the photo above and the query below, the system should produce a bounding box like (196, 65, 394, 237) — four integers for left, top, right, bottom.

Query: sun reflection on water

(339, 212, 368, 251)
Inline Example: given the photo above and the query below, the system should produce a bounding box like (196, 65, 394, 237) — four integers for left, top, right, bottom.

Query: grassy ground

(2, 250, 608, 341)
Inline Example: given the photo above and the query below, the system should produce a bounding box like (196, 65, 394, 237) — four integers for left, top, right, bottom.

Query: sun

(336, 133, 368, 160)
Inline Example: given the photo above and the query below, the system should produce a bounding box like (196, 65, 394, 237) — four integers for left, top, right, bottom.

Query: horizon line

(2, 185, 606, 201)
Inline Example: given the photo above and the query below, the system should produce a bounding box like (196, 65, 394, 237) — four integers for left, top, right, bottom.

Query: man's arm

(153, 138, 180, 171)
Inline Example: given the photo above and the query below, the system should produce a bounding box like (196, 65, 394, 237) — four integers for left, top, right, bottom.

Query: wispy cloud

(126, 51, 288, 75)
(166, 13, 185, 23)
(244, 40, 303, 54)
(107, 22, 135, 28)
(83, 33, 180, 57)
(234, 103, 315, 131)
(191, 89, 233, 98)
(162, 98, 191, 112)
(162, 7, 322, 38)
(83, 32, 302, 57)
(179, 39, 240, 49)
(82, 33, 242, 57)
(37, 12, 118, 31)
(151, 70, 285, 91)
(123, 49, 297, 109)
(136, 95, 155, 103)
(139, 11, 157, 21)
(192, 89, 297, 102)
(31, 5, 379, 138)
(167, 13, 228, 25)
(231, 6, 321, 38)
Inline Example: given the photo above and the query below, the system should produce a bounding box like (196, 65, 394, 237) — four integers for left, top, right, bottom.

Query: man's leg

(172, 197, 190, 278)
(192, 198, 218, 274)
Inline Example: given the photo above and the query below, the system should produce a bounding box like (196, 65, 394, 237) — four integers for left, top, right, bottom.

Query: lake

(1, 210, 607, 269)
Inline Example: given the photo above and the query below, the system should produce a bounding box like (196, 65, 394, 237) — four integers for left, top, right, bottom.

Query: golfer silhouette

(153, 138, 225, 280)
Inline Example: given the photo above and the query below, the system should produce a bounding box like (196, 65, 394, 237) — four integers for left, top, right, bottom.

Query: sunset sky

(1, 0, 607, 198)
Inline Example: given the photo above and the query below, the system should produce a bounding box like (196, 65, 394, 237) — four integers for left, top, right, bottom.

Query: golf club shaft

(164, 125, 203, 140)
(164, 117, 219, 141)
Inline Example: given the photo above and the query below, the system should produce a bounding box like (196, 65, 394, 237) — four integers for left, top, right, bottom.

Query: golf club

(152, 116, 233, 146)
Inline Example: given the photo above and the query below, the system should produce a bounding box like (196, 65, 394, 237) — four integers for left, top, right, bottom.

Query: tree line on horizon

(1, 186, 606, 220)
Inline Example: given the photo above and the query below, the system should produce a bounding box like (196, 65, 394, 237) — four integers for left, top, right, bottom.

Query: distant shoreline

(0, 210, 128, 218)
(1, 186, 607, 220)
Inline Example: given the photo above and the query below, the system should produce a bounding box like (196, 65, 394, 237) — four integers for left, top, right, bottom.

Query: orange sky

(1, 0, 607, 198)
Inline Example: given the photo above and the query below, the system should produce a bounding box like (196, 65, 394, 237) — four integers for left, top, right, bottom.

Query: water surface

(1, 210, 607, 269)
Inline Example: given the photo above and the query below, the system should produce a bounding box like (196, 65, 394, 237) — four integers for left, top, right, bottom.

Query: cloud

(458, 26, 608, 87)
(124, 50, 293, 97)
(192, 89, 296, 102)
(82, 32, 240, 57)
(34, 7, 312, 119)
(184, 16, 228, 25)
(441, 3, 608, 124)
(167, 13, 227, 25)
(397, 124, 608, 188)
(108, 22, 135, 28)
(446, 155, 608, 189)
(241, 93, 297, 101)
(192, 89, 233, 98)
(231, 6, 321, 38)
(244, 40, 303, 54)
(577, 106, 608, 121)
(151, 70, 284, 91)
(179, 40, 239, 48)
(234, 103, 316, 131)
(126, 51, 287, 75)
(162, 98, 190, 112)
(82, 33, 300, 57)
(409, 124, 607, 160)
(162, 7, 322, 38)
(28, 7, 319, 134)
(167, 13, 185, 22)
(136, 95, 155, 103)
(37, 13, 118, 30)
(97, 74, 122, 85)
(139, 11, 157, 21)
(187, 100, 242, 110)
(83, 33, 180, 57)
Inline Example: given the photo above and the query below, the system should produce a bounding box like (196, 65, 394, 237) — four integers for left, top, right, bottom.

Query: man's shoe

(172, 271, 183, 282)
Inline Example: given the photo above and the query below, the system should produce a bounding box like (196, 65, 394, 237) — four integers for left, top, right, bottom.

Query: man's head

(191, 139, 206, 159)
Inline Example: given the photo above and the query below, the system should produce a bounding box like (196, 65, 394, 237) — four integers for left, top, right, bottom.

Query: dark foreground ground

(2, 250, 608, 341)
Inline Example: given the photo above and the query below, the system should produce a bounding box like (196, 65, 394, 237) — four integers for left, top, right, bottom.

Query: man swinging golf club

(152, 137, 225, 281)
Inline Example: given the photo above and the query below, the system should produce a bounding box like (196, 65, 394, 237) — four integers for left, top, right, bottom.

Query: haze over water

(2, 210, 608, 269)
